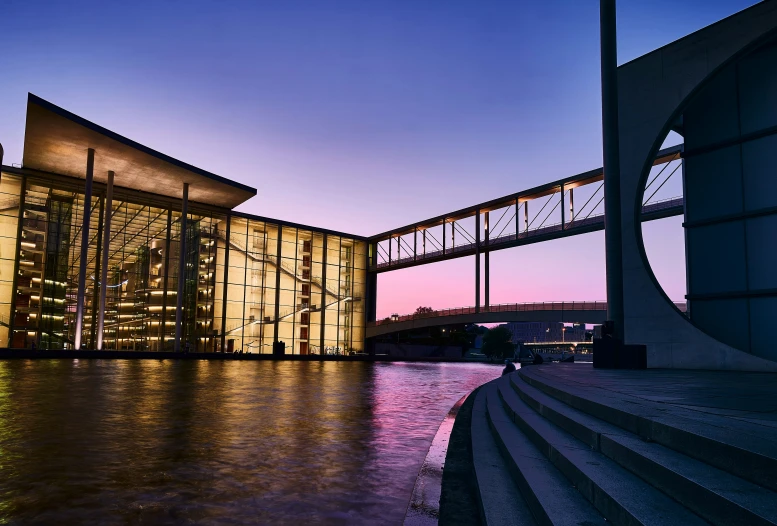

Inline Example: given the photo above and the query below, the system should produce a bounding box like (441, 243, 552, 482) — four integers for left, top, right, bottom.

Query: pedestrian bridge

(366, 301, 687, 338)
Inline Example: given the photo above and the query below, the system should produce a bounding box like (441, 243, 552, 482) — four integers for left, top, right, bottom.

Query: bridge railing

(370, 300, 688, 327)
(370, 301, 608, 327)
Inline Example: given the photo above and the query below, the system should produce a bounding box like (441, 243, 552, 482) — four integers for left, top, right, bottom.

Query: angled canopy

(22, 94, 256, 209)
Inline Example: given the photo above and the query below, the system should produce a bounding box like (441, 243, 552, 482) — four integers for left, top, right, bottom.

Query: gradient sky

(0, 0, 759, 318)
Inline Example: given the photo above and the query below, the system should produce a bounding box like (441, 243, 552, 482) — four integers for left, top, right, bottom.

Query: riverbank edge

(0, 349, 487, 362)
(438, 387, 481, 526)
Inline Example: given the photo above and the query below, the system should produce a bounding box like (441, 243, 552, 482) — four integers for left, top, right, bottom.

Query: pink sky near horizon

(0, 1, 752, 320)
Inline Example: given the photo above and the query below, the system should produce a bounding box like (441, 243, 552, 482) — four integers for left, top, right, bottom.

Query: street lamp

(562, 327, 566, 343)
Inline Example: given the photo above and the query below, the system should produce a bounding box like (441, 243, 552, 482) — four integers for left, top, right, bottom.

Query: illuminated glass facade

(0, 170, 367, 354)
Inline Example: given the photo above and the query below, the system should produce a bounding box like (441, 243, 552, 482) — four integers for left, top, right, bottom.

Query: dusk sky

(1, 0, 758, 318)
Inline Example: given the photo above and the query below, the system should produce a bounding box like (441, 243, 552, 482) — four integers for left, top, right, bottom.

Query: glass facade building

(0, 95, 367, 354)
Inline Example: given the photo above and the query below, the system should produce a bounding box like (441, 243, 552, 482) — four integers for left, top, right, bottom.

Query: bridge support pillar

(601, 0, 625, 342)
(475, 211, 480, 313)
(484, 211, 489, 310)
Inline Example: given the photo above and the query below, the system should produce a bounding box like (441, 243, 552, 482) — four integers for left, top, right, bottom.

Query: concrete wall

(618, 1, 777, 370)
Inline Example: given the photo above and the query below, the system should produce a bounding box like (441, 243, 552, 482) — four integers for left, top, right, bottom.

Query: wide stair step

(472, 372, 777, 526)
(509, 373, 777, 526)
(495, 376, 708, 526)
(519, 366, 777, 492)
(471, 386, 537, 526)
(483, 382, 604, 526)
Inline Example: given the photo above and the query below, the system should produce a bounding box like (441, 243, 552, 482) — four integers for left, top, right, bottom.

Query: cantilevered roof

(22, 93, 257, 209)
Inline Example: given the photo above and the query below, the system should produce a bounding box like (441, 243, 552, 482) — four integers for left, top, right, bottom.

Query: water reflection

(0, 360, 496, 524)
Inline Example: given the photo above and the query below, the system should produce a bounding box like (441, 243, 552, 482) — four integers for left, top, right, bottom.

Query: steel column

(174, 182, 189, 352)
(475, 211, 480, 313)
(73, 148, 95, 350)
(561, 183, 566, 229)
(484, 211, 490, 309)
(515, 197, 519, 235)
(413, 229, 417, 261)
(423, 230, 426, 255)
(524, 201, 529, 232)
(96, 170, 114, 350)
(570, 188, 575, 223)
(89, 194, 104, 348)
(443, 220, 447, 253)
(601, 0, 625, 340)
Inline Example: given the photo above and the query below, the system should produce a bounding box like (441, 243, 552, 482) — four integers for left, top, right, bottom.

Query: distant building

(502, 321, 588, 344)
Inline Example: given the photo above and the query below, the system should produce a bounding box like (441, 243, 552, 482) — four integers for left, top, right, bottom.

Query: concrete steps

(519, 366, 777, 492)
(468, 368, 777, 525)
(471, 386, 537, 526)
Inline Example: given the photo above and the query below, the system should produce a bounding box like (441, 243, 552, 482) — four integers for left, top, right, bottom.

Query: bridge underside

(366, 309, 606, 338)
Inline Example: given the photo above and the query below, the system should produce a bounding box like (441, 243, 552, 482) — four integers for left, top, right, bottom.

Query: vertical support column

(320, 234, 328, 352)
(570, 188, 575, 224)
(484, 211, 490, 310)
(220, 213, 231, 353)
(475, 211, 480, 313)
(388, 237, 392, 263)
(515, 197, 519, 237)
(397, 236, 400, 261)
(561, 183, 566, 229)
(452, 221, 455, 248)
(413, 229, 417, 262)
(601, 0, 625, 341)
(524, 201, 529, 233)
(90, 193, 104, 348)
(73, 148, 95, 350)
(174, 182, 189, 352)
(96, 170, 114, 350)
(442, 220, 446, 254)
(423, 230, 426, 255)
(273, 227, 283, 341)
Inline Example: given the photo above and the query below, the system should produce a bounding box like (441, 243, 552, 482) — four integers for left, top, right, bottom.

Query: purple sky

(0, 0, 758, 318)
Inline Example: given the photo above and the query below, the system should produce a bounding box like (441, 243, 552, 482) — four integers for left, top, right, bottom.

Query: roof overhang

(22, 93, 257, 209)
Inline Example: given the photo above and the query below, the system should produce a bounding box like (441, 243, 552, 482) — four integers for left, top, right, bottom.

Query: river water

(0, 359, 497, 525)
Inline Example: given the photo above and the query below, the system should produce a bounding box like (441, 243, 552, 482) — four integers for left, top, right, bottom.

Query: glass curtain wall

(3, 174, 229, 351)
(1, 172, 365, 353)
(0, 172, 23, 346)
(223, 216, 366, 355)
